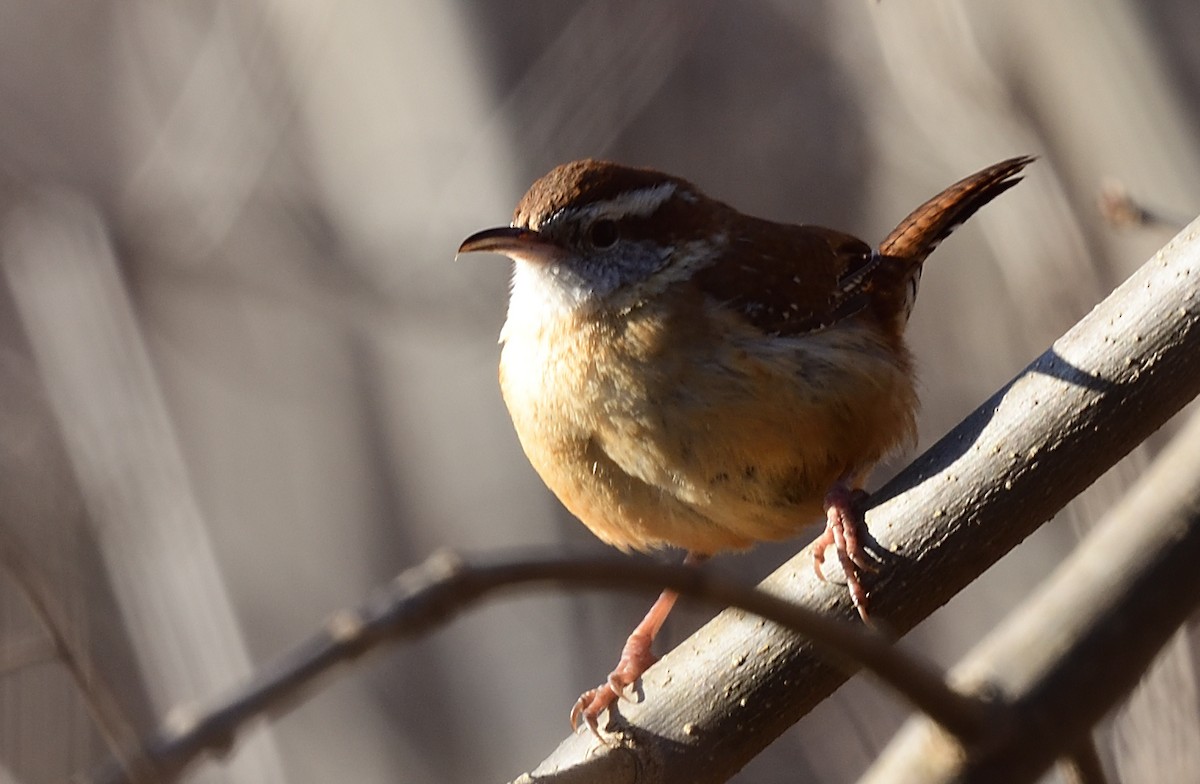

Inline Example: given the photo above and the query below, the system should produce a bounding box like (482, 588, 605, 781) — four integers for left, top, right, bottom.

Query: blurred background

(0, 1, 1198, 782)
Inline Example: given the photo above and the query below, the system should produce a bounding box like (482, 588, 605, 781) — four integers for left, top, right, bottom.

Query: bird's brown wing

(693, 156, 1034, 336)
(691, 219, 879, 336)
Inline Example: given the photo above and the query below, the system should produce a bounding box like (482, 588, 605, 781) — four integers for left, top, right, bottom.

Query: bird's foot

(570, 629, 658, 740)
(812, 484, 877, 622)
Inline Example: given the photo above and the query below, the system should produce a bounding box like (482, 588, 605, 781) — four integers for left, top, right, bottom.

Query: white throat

(501, 261, 588, 343)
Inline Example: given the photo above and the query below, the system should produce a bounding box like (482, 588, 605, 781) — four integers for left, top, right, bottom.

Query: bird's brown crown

(512, 160, 703, 231)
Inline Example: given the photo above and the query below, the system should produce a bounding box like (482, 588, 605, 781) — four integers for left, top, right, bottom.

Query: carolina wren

(459, 156, 1032, 734)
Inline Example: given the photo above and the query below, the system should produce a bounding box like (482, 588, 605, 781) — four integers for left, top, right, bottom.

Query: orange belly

(499, 297, 917, 555)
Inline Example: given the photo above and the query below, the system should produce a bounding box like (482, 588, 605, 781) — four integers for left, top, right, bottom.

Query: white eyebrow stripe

(575, 182, 679, 223)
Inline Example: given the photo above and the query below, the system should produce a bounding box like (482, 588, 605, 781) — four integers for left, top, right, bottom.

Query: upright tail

(872, 155, 1034, 327)
(881, 155, 1035, 263)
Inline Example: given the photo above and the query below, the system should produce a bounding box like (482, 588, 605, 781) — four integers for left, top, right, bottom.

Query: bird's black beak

(457, 226, 564, 265)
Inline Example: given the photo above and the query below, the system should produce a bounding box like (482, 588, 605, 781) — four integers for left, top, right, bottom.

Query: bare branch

(0, 634, 56, 677)
(0, 531, 149, 782)
(859, 402, 1200, 782)
(1098, 178, 1189, 231)
(3, 187, 287, 782)
(82, 551, 986, 784)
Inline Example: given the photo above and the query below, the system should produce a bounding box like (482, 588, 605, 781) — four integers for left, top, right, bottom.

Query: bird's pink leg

(812, 481, 875, 622)
(571, 553, 706, 738)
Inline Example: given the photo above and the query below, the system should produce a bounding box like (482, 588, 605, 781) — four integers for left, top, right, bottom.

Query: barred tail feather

(880, 155, 1035, 264)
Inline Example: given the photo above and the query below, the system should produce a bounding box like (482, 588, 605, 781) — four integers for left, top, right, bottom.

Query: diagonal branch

(860, 402, 1200, 783)
(0, 531, 148, 782)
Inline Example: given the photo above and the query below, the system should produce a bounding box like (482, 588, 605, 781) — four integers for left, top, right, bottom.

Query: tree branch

(0, 530, 147, 782)
(859, 401, 1200, 783)
(83, 551, 986, 784)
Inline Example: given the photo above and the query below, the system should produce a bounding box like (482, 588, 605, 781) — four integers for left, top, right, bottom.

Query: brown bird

(458, 156, 1033, 735)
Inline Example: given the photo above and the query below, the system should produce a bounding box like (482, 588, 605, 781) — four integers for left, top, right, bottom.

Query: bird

(458, 155, 1033, 735)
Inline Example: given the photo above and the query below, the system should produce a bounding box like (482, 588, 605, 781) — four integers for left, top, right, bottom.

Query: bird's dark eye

(588, 219, 619, 249)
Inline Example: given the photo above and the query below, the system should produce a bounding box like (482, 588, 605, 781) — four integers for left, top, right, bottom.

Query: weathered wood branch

(860, 401, 1200, 783)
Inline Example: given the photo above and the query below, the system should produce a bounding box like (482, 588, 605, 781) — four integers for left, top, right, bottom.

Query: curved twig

(83, 551, 984, 784)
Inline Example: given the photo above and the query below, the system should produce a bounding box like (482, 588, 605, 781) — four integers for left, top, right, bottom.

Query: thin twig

(0, 532, 150, 783)
(1098, 178, 1188, 231)
(83, 551, 985, 784)
(0, 634, 57, 677)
